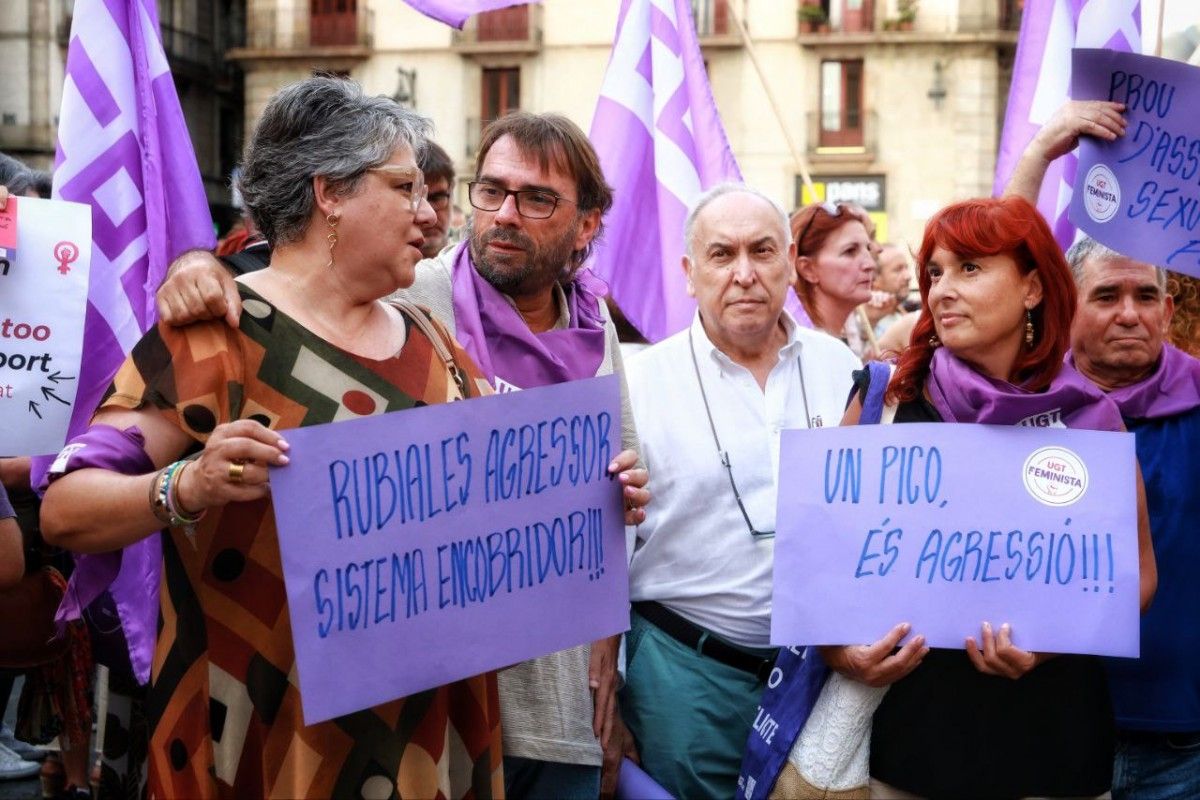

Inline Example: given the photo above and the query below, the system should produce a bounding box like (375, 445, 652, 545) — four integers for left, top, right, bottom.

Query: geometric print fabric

(101, 286, 503, 799)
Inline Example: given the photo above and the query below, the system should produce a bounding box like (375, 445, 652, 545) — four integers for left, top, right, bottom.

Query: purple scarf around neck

(1071, 344, 1200, 421)
(449, 241, 607, 391)
(926, 347, 1124, 431)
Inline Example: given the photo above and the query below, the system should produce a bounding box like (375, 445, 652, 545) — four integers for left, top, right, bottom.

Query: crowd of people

(0, 76, 1196, 800)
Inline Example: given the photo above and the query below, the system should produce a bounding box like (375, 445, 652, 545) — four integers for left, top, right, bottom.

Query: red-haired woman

(790, 203, 877, 346)
(825, 196, 1157, 798)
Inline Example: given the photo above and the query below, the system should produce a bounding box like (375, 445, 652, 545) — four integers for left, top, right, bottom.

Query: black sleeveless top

(851, 370, 1115, 799)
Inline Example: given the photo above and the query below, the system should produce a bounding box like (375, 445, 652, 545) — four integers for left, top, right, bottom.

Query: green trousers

(619, 610, 773, 800)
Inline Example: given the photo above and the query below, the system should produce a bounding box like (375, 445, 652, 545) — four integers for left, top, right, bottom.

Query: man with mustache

(1066, 237, 1200, 800)
(618, 184, 860, 799)
(157, 111, 650, 799)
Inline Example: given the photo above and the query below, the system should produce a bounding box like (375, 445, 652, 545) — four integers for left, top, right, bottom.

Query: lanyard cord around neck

(687, 326, 811, 538)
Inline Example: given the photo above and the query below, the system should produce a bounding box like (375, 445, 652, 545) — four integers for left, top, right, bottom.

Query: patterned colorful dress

(101, 285, 503, 799)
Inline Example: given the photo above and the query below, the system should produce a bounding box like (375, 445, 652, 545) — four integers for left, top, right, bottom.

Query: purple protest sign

(1070, 49, 1200, 278)
(772, 423, 1139, 658)
(270, 374, 628, 725)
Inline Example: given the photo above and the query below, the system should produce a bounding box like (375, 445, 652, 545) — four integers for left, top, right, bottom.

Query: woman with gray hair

(42, 76, 502, 798)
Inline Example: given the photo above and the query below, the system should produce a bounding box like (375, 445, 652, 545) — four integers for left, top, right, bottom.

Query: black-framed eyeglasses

(468, 181, 576, 220)
(795, 201, 847, 251)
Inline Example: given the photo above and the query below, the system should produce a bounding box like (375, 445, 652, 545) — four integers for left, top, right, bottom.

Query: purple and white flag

(402, 0, 537, 29)
(994, 0, 1141, 247)
(52, 0, 215, 443)
(589, 0, 742, 343)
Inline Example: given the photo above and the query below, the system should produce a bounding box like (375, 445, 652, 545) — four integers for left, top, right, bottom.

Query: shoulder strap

(218, 245, 271, 276)
(861, 361, 898, 425)
(388, 299, 470, 399)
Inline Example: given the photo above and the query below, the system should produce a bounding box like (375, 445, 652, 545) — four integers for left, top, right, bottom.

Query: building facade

(0, 0, 245, 225)
(228, 0, 1018, 247)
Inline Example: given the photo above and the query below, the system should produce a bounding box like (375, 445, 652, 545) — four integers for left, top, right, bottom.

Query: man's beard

(469, 218, 579, 296)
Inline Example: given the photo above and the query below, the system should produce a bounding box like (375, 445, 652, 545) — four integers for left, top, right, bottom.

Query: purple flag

(993, 0, 1141, 248)
(42, 0, 215, 683)
(52, 0, 215, 443)
(402, 0, 538, 29)
(589, 0, 742, 343)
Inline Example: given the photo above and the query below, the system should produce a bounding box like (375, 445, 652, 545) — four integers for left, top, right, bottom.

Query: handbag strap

(388, 299, 471, 399)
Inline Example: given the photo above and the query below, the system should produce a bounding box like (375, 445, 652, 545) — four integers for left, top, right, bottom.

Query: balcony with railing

(227, 3, 373, 62)
(797, 0, 875, 36)
(797, 0, 1019, 43)
(452, 5, 543, 55)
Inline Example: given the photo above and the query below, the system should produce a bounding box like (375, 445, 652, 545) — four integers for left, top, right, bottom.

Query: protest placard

(771, 423, 1139, 657)
(1070, 48, 1200, 278)
(0, 196, 91, 455)
(270, 373, 629, 724)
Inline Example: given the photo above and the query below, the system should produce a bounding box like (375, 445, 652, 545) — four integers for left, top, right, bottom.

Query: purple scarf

(1074, 344, 1200, 421)
(41, 424, 161, 685)
(449, 242, 607, 391)
(926, 347, 1124, 432)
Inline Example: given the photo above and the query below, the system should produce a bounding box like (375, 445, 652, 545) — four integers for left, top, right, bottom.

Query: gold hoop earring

(1024, 308, 1035, 348)
(326, 212, 340, 269)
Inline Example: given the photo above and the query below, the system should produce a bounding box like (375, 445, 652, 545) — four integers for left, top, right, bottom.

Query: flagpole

(724, 0, 817, 198)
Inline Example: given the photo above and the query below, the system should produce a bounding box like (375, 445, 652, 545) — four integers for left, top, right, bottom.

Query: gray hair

(684, 182, 792, 260)
(238, 75, 432, 246)
(1065, 234, 1167, 291)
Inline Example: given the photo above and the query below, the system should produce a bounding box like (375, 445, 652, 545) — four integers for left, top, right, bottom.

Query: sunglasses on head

(796, 201, 849, 251)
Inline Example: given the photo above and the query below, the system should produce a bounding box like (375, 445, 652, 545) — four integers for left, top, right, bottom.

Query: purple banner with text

(772, 423, 1139, 658)
(271, 374, 628, 724)
(1070, 48, 1200, 277)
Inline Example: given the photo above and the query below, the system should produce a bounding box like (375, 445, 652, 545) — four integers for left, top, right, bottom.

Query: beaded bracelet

(148, 467, 173, 526)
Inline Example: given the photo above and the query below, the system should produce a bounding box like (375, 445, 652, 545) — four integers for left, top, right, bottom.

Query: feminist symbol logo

(54, 241, 79, 275)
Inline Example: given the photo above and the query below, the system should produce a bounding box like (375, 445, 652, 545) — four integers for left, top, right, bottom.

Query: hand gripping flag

(589, 0, 742, 343)
(993, 0, 1141, 248)
(402, 0, 538, 29)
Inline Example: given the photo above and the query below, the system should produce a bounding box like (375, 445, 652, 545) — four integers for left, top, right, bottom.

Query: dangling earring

(928, 334, 941, 348)
(325, 212, 340, 269)
(1024, 309, 1035, 348)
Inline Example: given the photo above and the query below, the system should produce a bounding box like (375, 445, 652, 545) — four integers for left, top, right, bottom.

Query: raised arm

(1004, 100, 1126, 204)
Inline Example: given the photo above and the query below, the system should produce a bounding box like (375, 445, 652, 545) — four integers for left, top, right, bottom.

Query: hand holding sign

(271, 374, 629, 724)
(772, 424, 1140, 658)
(1069, 49, 1200, 277)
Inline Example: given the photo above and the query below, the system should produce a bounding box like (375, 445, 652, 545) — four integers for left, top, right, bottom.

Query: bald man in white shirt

(617, 184, 860, 799)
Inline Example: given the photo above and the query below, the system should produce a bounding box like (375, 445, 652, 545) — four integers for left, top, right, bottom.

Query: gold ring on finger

(228, 461, 245, 484)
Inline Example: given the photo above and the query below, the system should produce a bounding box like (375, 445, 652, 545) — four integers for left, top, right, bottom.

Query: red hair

(789, 203, 866, 329)
(887, 196, 1076, 405)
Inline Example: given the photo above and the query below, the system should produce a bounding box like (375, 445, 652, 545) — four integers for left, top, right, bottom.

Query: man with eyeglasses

(618, 183, 860, 800)
(155, 110, 649, 800)
(416, 140, 456, 259)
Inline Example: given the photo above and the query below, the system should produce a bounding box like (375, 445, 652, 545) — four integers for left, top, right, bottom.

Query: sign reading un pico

(771, 424, 1141, 658)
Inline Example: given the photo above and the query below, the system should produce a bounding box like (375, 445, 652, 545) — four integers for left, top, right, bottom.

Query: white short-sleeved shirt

(626, 311, 861, 648)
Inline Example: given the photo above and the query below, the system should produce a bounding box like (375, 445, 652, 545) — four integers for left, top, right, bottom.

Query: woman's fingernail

(277, 455, 290, 465)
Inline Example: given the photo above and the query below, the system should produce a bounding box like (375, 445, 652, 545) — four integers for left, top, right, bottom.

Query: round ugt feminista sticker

(1022, 446, 1089, 507)
(1083, 164, 1120, 223)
